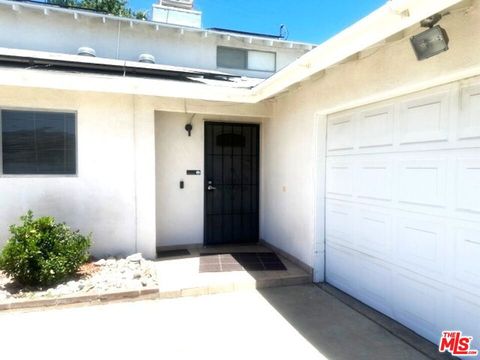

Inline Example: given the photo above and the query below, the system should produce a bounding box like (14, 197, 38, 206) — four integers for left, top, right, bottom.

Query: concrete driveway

(0, 285, 432, 360)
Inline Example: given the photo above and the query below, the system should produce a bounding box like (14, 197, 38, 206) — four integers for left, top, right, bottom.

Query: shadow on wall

(0, 191, 136, 258)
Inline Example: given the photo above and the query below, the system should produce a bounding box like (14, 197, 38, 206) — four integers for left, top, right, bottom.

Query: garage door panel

(456, 158, 480, 213)
(326, 244, 358, 296)
(398, 159, 448, 208)
(326, 159, 353, 197)
(358, 105, 394, 149)
(459, 84, 480, 140)
(325, 80, 480, 344)
(356, 160, 393, 202)
(356, 207, 392, 258)
(398, 92, 450, 145)
(454, 226, 480, 289)
(327, 113, 354, 151)
(395, 215, 447, 278)
(326, 201, 355, 247)
(394, 272, 446, 343)
(452, 296, 480, 351)
(356, 257, 394, 317)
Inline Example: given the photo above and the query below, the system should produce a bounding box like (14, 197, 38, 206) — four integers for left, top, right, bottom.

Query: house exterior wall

(262, 1, 480, 270)
(154, 112, 266, 247)
(0, 87, 268, 258)
(0, 87, 140, 258)
(0, 5, 307, 78)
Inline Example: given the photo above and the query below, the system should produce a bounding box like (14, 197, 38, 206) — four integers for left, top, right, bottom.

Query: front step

(154, 247, 312, 299)
(158, 272, 312, 299)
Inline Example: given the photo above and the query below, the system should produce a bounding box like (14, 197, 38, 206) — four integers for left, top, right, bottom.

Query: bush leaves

(0, 211, 91, 287)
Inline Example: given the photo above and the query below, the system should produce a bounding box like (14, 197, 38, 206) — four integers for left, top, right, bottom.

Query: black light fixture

(185, 123, 193, 136)
(184, 114, 195, 137)
(410, 14, 449, 61)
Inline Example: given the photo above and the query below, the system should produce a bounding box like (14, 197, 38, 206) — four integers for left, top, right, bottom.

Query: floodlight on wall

(410, 25, 449, 61)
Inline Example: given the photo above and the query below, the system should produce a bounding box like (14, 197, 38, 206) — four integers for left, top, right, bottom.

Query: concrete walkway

(155, 244, 311, 297)
(0, 284, 434, 360)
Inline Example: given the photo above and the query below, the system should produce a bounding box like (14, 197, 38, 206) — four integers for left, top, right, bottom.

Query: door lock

(207, 181, 216, 191)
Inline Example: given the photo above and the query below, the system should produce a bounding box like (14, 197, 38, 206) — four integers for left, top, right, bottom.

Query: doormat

(199, 252, 287, 272)
(156, 249, 191, 258)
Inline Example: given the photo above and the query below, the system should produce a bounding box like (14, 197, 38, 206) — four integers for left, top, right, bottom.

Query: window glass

(248, 50, 276, 72)
(217, 47, 247, 69)
(1, 110, 76, 175)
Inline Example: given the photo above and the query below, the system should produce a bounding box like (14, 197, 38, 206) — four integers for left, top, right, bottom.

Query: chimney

(151, 0, 202, 28)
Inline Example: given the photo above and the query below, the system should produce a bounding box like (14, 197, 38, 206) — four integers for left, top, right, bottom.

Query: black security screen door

(204, 122, 260, 245)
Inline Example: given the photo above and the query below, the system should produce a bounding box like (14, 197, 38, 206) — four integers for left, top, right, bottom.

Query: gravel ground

(0, 253, 158, 301)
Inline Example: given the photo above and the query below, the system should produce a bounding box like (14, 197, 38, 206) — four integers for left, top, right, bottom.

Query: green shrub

(0, 211, 91, 287)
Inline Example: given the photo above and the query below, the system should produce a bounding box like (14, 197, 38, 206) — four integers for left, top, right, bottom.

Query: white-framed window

(0, 109, 77, 175)
(217, 46, 276, 72)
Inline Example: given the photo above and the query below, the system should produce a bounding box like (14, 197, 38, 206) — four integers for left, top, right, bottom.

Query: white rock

(126, 253, 143, 263)
(117, 260, 127, 268)
(94, 259, 107, 266)
(105, 259, 116, 267)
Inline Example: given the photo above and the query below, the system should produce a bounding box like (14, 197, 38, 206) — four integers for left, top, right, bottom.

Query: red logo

(439, 331, 478, 356)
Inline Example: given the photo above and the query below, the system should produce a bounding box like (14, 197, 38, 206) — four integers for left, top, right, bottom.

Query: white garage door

(325, 79, 480, 347)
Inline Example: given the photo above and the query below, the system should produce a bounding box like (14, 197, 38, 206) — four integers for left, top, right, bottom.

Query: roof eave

(0, 66, 256, 103)
(0, 0, 471, 105)
(251, 0, 466, 101)
(0, 0, 315, 50)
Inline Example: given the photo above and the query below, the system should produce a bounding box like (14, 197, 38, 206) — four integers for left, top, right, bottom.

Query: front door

(204, 122, 260, 245)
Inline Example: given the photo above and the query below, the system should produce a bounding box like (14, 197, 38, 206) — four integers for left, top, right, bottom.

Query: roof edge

(251, 0, 466, 101)
(0, 0, 315, 49)
(0, 0, 471, 105)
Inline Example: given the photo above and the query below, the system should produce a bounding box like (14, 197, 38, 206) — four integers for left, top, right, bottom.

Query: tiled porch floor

(154, 244, 311, 298)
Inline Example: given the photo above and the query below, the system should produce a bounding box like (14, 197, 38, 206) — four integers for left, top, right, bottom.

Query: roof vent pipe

(138, 53, 156, 64)
(77, 47, 96, 57)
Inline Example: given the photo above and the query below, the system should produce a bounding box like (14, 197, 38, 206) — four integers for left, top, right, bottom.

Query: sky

(128, 0, 385, 44)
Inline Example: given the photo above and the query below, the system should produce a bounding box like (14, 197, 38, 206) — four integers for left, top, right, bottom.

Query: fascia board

(250, 0, 465, 102)
(0, 67, 255, 103)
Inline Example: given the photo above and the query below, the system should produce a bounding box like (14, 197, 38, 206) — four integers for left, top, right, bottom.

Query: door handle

(207, 185, 217, 191)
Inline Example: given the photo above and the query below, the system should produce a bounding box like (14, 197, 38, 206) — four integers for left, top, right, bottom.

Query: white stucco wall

(262, 1, 480, 270)
(0, 87, 140, 257)
(0, 5, 307, 78)
(155, 112, 204, 246)
(0, 89, 153, 259)
(155, 112, 266, 247)
(0, 86, 269, 257)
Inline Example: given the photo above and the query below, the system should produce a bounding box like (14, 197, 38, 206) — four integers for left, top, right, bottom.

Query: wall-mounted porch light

(410, 14, 449, 61)
(184, 113, 195, 137)
(185, 123, 193, 136)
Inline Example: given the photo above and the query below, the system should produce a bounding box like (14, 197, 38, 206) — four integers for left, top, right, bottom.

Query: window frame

(0, 107, 79, 178)
(216, 46, 277, 72)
